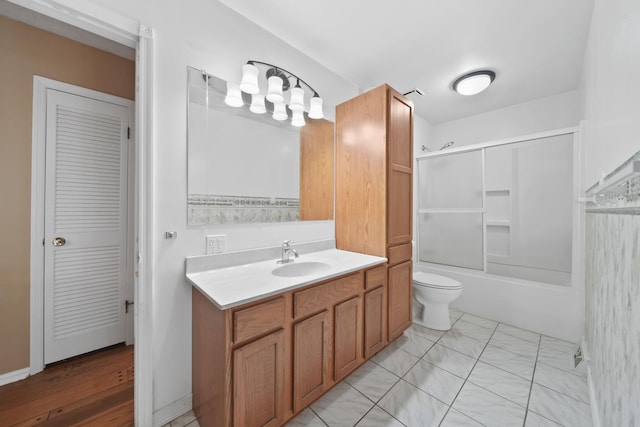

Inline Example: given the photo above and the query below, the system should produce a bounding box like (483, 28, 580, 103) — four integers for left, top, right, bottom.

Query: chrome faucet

(279, 240, 299, 264)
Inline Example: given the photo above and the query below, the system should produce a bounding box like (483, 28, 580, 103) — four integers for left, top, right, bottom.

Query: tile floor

(166, 310, 591, 427)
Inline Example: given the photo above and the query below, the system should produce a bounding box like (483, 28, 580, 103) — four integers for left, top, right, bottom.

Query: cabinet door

(293, 311, 330, 412)
(334, 296, 362, 381)
(388, 261, 413, 341)
(364, 286, 386, 358)
(387, 89, 413, 246)
(233, 329, 285, 427)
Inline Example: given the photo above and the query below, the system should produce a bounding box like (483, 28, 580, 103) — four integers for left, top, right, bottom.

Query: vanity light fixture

(234, 60, 324, 126)
(224, 82, 244, 107)
(452, 70, 496, 96)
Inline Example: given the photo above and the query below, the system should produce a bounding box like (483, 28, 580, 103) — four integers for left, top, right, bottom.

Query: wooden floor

(0, 344, 134, 426)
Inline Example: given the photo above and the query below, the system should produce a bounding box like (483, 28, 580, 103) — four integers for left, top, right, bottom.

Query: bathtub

(415, 262, 584, 342)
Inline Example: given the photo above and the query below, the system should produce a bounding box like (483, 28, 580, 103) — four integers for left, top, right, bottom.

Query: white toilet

(413, 272, 463, 330)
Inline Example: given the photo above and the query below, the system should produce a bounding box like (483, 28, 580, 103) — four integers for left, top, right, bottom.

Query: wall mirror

(187, 66, 334, 225)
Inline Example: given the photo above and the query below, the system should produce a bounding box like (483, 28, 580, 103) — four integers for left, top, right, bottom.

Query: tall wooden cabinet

(336, 84, 414, 344)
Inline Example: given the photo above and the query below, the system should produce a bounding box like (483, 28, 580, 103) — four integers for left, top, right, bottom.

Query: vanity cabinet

(336, 84, 414, 344)
(293, 310, 329, 412)
(233, 330, 285, 427)
(193, 268, 381, 427)
(333, 296, 362, 381)
(363, 265, 387, 358)
(388, 260, 413, 340)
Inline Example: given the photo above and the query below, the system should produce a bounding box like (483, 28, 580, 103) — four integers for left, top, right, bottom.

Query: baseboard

(582, 338, 601, 427)
(153, 393, 193, 427)
(0, 367, 29, 386)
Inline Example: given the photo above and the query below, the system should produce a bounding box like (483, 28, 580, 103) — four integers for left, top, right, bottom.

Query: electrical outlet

(206, 235, 226, 254)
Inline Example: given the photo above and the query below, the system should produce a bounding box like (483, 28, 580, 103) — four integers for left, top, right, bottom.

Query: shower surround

(584, 169, 640, 426)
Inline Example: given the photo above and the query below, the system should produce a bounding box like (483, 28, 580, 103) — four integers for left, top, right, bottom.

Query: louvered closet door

(44, 89, 129, 364)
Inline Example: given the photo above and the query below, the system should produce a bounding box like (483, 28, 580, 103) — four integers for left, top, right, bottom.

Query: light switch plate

(206, 235, 226, 254)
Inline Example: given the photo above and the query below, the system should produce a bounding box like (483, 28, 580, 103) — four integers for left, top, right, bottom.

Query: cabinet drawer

(294, 273, 362, 319)
(388, 243, 412, 266)
(365, 265, 387, 290)
(233, 297, 286, 344)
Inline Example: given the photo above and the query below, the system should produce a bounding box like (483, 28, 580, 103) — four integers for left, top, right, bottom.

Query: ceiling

(218, 0, 595, 124)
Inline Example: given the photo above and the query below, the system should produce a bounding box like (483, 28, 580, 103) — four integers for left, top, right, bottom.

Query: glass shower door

(418, 150, 484, 270)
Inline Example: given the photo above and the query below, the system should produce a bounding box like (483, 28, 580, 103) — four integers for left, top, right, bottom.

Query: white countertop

(186, 249, 387, 310)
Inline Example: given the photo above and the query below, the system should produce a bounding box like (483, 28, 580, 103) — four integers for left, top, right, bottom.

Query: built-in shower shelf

(486, 220, 510, 227)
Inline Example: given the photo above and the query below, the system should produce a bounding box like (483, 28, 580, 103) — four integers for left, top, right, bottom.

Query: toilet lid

(413, 272, 462, 290)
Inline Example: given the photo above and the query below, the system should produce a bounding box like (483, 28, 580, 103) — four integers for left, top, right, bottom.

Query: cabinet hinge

(127, 127, 131, 139)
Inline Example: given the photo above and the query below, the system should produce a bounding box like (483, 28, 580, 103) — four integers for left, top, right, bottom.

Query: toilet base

(413, 301, 452, 331)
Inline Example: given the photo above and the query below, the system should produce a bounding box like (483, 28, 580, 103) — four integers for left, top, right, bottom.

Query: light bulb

(239, 63, 260, 94)
(266, 76, 284, 103)
(289, 86, 305, 112)
(224, 82, 243, 107)
(291, 110, 305, 127)
(308, 96, 324, 119)
(250, 93, 266, 114)
(272, 102, 288, 121)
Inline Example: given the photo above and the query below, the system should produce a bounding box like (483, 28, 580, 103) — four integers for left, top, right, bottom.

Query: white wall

(581, 0, 640, 189)
(75, 0, 359, 422)
(581, 0, 640, 425)
(429, 89, 582, 149)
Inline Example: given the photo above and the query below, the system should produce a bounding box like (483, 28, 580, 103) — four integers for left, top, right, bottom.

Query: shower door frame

(415, 126, 583, 289)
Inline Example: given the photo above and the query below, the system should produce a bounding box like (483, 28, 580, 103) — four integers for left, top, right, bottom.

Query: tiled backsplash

(188, 194, 300, 225)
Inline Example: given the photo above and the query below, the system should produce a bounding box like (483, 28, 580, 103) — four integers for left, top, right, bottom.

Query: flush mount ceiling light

(231, 60, 324, 126)
(452, 70, 496, 96)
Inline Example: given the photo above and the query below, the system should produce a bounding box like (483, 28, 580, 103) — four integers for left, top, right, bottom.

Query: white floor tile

(540, 335, 577, 354)
(468, 361, 531, 407)
(285, 408, 326, 426)
(439, 330, 486, 359)
(529, 383, 592, 427)
(378, 380, 448, 427)
(449, 308, 464, 321)
(451, 319, 496, 342)
(404, 359, 465, 405)
(345, 360, 399, 402)
(496, 323, 541, 344)
(310, 381, 374, 426)
(537, 345, 587, 377)
(440, 408, 484, 426)
(524, 411, 563, 426)
(452, 382, 526, 427)
(534, 362, 589, 404)
(422, 343, 477, 379)
(406, 323, 445, 342)
(372, 343, 420, 377)
(355, 406, 404, 427)
(480, 344, 536, 380)
(392, 333, 435, 358)
(459, 313, 499, 329)
(489, 331, 539, 359)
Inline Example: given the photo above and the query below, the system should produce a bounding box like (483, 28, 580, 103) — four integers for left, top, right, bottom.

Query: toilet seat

(413, 272, 462, 290)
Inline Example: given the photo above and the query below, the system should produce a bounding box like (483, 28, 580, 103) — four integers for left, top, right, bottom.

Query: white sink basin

(272, 261, 331, 277)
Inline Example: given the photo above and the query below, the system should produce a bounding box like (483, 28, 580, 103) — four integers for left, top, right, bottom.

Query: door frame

(18, 0, 155, 425)
(32, 77, 135, 366)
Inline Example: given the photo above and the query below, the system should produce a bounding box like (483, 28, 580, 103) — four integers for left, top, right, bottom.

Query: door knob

(52, 237, 66, 247)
